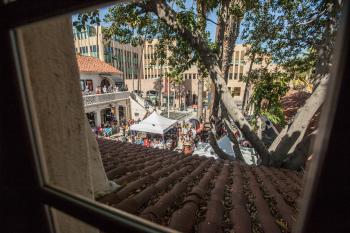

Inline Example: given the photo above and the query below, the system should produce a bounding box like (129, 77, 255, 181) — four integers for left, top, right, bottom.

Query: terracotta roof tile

(76, 55, 122, 74)
(96, 138, 305, 232)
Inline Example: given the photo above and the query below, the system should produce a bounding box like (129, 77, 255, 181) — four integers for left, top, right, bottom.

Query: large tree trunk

(242, 53, 255, 114)
(218, 1, 242, 119)
(282, 130, 317, 170)
(195, 0, 207, 121)
(213, 68, 271, 165)
(178, 84, 181, 110)
(221, 15, 241, 82)
(197, 77, 204, 120)
(269, 77, 328, 166)
(223, 119, 244, 161)
(142, 0, 271, 163)
(137, 0, 336, 168)
(208, 81, 216, 117)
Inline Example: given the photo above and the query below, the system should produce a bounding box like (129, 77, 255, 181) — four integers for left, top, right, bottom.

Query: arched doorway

(86, 112, 95, 127)
(100, 78, 111, 92)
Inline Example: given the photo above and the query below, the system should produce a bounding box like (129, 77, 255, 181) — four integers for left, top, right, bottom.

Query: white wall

(80, 73, 101, 92)
(129, 97, 147, 120)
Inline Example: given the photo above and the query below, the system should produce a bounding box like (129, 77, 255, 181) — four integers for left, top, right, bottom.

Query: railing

(130, 92, 154, 109)
(83, 92, 130, 106)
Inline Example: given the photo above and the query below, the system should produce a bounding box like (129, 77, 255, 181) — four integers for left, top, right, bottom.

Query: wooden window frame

(0, 1, 350, 233)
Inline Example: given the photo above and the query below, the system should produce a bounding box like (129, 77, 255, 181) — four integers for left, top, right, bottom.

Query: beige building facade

(138, 41, 261, 107)
(73, 30, 268, 107)
(73, 26, 143, 83)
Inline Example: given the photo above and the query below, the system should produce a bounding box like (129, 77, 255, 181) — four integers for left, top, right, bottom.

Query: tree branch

(282, 130, 318, 170)
(136, 0, 271, 165)
(223, 118, 245, 162)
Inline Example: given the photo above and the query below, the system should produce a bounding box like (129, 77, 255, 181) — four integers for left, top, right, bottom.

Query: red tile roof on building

(76, 55, 122, 74)
(97, 138, 304, 233)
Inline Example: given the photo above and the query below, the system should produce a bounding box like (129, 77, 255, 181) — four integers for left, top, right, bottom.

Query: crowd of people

(93, 117, 209, 155)
(92, 118, 138, 138)
(82, 84, 129, 95)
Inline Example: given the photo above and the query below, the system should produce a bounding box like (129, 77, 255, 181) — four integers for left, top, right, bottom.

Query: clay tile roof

(97, 138, 305, 233)
(76, 55, 122, 74)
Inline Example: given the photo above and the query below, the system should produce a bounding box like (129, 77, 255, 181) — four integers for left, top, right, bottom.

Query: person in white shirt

(191, 128, 196, 139)
(102, 85, 107, 93)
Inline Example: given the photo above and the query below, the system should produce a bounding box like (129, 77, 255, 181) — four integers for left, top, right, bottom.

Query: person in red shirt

(143, 138, 150, 147)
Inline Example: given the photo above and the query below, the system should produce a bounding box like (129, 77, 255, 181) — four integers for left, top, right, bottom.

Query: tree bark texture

(269, 77, 328, 166)
(224, 119, 244, 161)
(242, 53, 255, 114)
(282, 130, 317, 170)
(221, 12, 241, 81)
(197, 77, 204, 120)
(196, 0, 207, 121)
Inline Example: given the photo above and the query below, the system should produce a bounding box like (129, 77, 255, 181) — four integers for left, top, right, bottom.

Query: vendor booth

(130, 111, 178, 135)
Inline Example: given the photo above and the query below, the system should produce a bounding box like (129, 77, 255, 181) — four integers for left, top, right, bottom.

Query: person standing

(144, 137, 150, 147)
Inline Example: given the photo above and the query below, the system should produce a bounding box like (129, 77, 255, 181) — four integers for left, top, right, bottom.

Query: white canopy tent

(130, 111, 177, 135)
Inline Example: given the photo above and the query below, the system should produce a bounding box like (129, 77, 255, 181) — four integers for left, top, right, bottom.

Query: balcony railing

(83, 92, 130, 106)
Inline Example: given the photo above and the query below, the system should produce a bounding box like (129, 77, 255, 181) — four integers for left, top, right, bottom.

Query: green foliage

(241, 0, 342, 127)
(102, 2, 204, 79)
(242, 0, 342, 79)
(73, 10, 100, 31)
(248, 67, 289, 126)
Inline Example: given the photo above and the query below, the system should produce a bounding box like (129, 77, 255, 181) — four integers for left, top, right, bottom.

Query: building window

(229, 73, 233, 80)
(79, 46, 88, 55)
(193, 74, 196, 79)
(88, 26, 96, 37)
(234, 73, 238, 80)
(233, 87, 241, 96)
(85, 80, 93, 91)
(239, 73, 243, 81)
(185, 74, 188, 79)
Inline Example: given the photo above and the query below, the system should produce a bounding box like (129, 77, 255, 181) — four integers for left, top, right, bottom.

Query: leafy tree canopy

(242, 0, 341, 80)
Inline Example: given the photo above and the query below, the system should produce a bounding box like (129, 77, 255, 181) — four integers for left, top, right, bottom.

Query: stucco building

(73, 27, 268, 108)
(73, 26, 143, 83)
(77, 55, 131, 127)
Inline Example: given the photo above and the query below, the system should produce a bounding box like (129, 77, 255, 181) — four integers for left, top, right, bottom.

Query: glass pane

(15, 1, 344, 233)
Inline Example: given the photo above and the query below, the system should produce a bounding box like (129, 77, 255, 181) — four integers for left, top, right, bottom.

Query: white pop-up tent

(130, 111, 177, 135)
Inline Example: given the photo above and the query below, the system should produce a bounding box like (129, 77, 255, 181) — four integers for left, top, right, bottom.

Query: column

(124, 100, 131, 120)
(114, 104, 120, 125)
(97, 26, 104, 62)
(95, 110, 101, 127)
